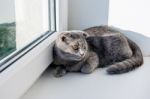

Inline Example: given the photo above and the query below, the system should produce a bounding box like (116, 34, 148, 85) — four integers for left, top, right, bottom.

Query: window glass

(0, 0, 16, 60)
(0, 0, 55, 63)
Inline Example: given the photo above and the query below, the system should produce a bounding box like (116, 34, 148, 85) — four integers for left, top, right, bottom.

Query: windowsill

(21, 57, 150, 99)
(0, 31, 61, 99)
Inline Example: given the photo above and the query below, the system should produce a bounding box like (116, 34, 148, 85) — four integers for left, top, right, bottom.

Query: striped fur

(52, 25, 143, 77)
(106, 38, 143, 74)
(84, 26, 143, 74)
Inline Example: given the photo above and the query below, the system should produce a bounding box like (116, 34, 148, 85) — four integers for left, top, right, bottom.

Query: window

(0, 0, 56, 72)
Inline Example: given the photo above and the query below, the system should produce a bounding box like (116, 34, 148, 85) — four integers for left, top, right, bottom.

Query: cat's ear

(60, 32, 69, 42)
(82, 32, 89, 38)
(61, 36, 67, 42)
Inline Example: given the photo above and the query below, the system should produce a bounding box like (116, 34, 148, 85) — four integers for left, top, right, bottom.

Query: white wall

(0, 0, 15, 24)
(109, 0, 150, 56)
(109, 0, 150, 37)
(68, 0, 109, 30)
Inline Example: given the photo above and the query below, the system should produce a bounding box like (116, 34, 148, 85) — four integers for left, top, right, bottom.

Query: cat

(51, 26, 143, 77)
(51, 31, 98, 77)
(0, 22, 16, 60)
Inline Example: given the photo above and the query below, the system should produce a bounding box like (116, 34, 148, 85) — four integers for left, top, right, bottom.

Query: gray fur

(85, 26, 143, 74)
(51, 31, 99, 77)
(51, 26, 143, 77)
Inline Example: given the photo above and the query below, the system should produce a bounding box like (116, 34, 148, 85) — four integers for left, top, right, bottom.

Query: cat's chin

(71, 56, 84, 61)
(75, 56, 85, 61)
(73, 57, 83, 61)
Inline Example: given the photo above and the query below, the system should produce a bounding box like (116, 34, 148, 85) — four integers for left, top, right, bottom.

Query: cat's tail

(106, 38, 143, 74)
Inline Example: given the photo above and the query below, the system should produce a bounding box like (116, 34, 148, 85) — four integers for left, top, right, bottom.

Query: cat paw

(81, 64, 94, 74)
(53, 68, 67, 77)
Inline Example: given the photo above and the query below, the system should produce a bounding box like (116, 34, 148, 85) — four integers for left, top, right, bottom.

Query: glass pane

(15, 0, 49, 49)
(0, 0, 55, 63)
(0, 0, 16, 60)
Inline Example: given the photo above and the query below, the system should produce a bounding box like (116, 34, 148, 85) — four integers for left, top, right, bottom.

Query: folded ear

(60, 33, 71, 44)
(61, 36, 66, 42)
(82, 32, 89, 38)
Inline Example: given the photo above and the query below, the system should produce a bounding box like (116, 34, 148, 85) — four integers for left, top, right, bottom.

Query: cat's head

(55, 31, 89, 61)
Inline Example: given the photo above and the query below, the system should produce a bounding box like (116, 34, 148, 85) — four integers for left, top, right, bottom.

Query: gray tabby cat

(51, 26, 143, 77)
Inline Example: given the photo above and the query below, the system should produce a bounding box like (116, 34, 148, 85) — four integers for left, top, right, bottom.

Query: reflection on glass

(0, 0, 50, 61)
(15, 0, 49, 49)
(0, 0, 16, 60)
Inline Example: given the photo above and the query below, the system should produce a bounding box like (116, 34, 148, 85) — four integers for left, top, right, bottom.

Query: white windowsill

(21, 57, 150, 99)
(0, 31, 61, 99)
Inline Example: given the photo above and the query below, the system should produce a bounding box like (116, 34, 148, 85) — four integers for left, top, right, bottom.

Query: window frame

(0, 0, 68, 99)
(0, 0, 56, 72)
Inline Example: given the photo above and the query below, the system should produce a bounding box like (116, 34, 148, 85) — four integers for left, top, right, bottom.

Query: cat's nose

(79, 49, 84, 56)
(80, 53, 84, 56)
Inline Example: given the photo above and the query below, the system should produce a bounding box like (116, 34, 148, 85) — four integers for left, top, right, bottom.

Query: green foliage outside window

(0, 22, 16, 60)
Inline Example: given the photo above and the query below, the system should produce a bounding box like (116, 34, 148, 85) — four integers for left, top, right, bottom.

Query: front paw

(81, 64, 94, 74)
(53, 67, 67, 77)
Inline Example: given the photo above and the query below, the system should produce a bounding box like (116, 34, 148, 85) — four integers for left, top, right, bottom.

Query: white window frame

(0, 0, 68, 99)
